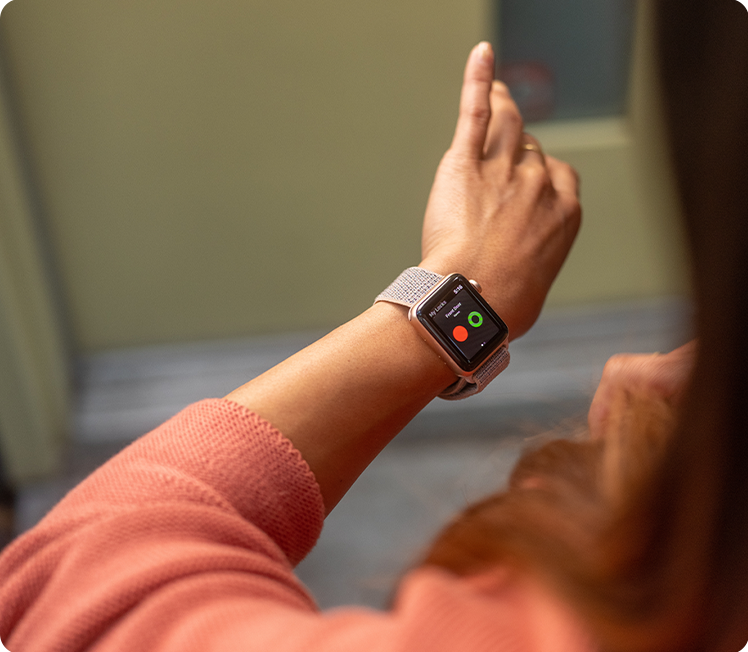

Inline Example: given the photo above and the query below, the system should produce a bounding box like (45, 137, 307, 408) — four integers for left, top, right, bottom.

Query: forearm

(227, 41, 580, 514)
(226, 300, 455, 513)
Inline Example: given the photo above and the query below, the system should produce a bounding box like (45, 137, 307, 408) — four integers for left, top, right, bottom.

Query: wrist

(375, 267, 510, 398)
(418, 255, 497, 298)
(367, 301, 459, 392)
(418, 257, 515, 336)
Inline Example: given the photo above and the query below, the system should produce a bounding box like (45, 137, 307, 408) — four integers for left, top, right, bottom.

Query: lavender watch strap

(438, 344, 509, 400)
(375, 267, 509, 400)
(374, 267, 444, 306)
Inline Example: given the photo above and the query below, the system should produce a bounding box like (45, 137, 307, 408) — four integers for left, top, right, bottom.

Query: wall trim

(74, 298, 691, 444)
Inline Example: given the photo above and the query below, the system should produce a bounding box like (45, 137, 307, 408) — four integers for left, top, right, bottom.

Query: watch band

(438, 345, 509, 399)
(375, 267, 509, 400)
(374, 267, 444, 307)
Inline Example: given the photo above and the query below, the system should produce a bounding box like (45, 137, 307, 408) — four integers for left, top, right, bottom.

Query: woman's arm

(226, 42, 581, 514)
(0, 43, 581, 652)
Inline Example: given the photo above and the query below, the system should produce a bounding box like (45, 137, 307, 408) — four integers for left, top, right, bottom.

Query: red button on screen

(452, 325, 468, 342)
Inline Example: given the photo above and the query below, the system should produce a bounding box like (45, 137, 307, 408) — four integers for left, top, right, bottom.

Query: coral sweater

(0, 399, 596, 652)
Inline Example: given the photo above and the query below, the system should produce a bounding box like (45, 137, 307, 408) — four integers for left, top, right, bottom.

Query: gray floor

(13, 298, 690, 610)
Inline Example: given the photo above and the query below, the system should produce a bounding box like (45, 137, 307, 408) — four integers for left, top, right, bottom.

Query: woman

(0, 41, 586, 651)
(424, 5, 748, 652)
(1, 2, 747, 649)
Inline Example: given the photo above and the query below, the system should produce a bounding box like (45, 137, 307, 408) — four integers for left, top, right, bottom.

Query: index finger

(449, 42, 495, 160)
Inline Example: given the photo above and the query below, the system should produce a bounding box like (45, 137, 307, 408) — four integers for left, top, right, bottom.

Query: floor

(10, 298, 690, 610)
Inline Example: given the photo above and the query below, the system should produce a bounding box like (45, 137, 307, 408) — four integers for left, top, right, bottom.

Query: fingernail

(476, 42, 493, 61)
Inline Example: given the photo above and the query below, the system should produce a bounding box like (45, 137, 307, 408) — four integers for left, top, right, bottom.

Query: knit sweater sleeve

(0, 399, 596, 652)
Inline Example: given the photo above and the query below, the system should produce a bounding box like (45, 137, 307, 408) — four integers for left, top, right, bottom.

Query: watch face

(414, 274, 508, 372)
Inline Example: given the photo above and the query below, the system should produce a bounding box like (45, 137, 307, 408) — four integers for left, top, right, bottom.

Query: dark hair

(424, 3, 748, 650)
(649, 1, 748, 648)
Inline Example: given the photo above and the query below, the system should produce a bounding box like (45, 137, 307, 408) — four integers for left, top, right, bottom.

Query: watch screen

(416, 275, 508, 371)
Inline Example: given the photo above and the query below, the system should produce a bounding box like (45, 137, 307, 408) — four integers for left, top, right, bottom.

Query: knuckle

(602, 354, 631, 379)
(491, 80, 510, 96)
(547, 156, 577, 176)
(509, 110, 524, 134)
(461, 101, 491, 125)
(565, 196, 582, 223)
(521, 163, 551, 189)
(492, 101, 523, 130)
(563, 162, 581, 187)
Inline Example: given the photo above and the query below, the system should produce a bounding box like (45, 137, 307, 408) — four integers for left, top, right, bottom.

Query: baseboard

(73, 297, 691, 444)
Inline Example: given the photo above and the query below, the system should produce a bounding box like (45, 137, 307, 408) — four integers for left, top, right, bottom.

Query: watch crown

(469, 279, 482, 294)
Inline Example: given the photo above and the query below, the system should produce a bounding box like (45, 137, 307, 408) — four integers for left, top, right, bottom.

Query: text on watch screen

(430, 284, 500, 361)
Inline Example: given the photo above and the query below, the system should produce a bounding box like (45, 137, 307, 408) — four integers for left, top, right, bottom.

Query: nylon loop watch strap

(375, 267, 509, 400)
(438, 345, 509, 399)
(374, 267, 444, 306)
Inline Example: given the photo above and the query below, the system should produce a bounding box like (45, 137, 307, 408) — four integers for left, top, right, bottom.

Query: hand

(419, 42, 581, 340)
(227, 44, 581, 512)
(588, 341, 697, 440)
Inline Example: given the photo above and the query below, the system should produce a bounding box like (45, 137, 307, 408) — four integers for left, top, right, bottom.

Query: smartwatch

(375, 267, 509, 400)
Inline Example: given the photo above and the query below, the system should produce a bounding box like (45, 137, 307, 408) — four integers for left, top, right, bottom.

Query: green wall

(0, 0, 686, 354)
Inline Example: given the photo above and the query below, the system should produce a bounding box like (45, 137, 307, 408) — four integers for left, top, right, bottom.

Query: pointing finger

(450, 42, 495, 160)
